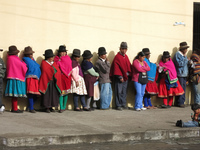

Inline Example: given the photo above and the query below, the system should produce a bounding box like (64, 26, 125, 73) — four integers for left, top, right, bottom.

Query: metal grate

(193, 2, 200, 50)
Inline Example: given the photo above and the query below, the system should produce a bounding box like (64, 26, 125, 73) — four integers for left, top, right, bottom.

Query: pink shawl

(54, 55, 72, 77)
(6, 55, 28, 81)
(159, 58, 178, 84)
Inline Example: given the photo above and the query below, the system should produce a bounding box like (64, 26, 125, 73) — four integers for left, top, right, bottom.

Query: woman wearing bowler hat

(70, 49, 89, 111)
(54, 45, 72, 113)
(5, 45, 28, 113)
(39, 49, 63, 113)
(81, 50, 99, 110)
(22, 46, 41, 113)
(157, 51, 184, 108)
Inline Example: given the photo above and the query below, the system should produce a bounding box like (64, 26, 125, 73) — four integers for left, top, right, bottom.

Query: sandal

(74, 107, 81, 111)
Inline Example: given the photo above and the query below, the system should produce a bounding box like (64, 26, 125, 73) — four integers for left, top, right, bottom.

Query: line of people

(0, 41, 199, 113)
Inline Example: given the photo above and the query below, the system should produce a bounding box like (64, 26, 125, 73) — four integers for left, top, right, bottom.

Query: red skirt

(145, 80, 158, 95)
(158, 78, 184, 98)
(61, 74, 71, 95)
(26, 78, 41, 95)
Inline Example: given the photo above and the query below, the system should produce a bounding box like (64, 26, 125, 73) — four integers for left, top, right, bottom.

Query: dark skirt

(42, 80, 60, 108)
(84, 74, 97, 97)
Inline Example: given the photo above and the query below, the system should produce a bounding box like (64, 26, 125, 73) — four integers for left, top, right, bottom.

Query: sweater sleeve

(133, 60, 150, 72)
(86, 68, 99, 76)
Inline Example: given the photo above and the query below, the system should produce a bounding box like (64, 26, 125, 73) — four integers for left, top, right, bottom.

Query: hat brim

(58, 49, 67, 52)
(179, 46, 189, 50)
(120, 47, 128, 49)
(83, 54, 93, 59)
(23, 51, 35, 54)
(144, 52, 151, 55)
(98, 52, 107, 55)
(7, 50, 20, 55)
(43, 54, 55, 57)
(163, 55, 170, 58)
(72, 54, 81, 57)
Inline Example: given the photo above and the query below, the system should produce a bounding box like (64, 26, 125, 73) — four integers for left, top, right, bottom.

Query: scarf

(144, 58, 157, 81)
(72, 58, 83, 77)
(6, 55, 27, 81)
(54, 55, 72, 77)
(159, 58, 178, 84)
(22, 57, 41, 80)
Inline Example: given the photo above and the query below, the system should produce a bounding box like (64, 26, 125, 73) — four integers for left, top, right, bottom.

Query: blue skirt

(5, 79, 27, 97)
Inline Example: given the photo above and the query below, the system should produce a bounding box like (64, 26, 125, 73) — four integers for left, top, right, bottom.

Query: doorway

(193, 2, 200, 50)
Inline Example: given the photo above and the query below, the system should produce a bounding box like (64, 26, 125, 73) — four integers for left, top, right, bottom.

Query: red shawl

(110, 52, 131, 81)
(39, 60, 63, 94)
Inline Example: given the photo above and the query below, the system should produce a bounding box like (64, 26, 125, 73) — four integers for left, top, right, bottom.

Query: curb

(1, 129, 200, 147)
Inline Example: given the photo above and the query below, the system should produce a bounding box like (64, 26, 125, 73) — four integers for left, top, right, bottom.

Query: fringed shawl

(159, 58, 178, 84)
(144, 58, 157, 82)
(6, 55, 27, 81)
(54, 55, 72, 77)
(22, 57, 41, 80)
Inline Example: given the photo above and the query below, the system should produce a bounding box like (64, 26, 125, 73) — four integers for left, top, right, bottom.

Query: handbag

(138, 72, 148, 84)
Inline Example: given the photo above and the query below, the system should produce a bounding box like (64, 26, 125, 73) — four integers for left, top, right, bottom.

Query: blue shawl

(23, 57, 41, 80)
(144, 58, 157, 82)
(81, 60, 93, 73)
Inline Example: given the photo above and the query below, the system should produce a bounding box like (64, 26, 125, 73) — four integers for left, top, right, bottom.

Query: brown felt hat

(7, 45, 20, 55)
(23, 46, 35, 54)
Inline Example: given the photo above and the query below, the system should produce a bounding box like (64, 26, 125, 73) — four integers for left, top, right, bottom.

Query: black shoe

(83, 107, 90, 111)
(176, 120, 183, 127)
(179, 104, 185, 108)
(29, 109, 36, 113)
(46, 108, 50, 113)
(11, 109, 23, 113)
(167, 105, 171, 108)
(122, 106, 128, 110)
(49, 108, 56, 112)
(161, 105, 168, 108)
(116, 107, 122, 111)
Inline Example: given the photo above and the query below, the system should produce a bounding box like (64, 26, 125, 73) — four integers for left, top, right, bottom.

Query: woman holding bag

(132, 52, 150, 111)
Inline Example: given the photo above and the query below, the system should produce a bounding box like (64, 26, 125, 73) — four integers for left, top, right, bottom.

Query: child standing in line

(70, 49, 89, 111)
(5, 45, 27, 113)
(54, 45, 72, 113)
(176, 103, 200, 127)
(81, 50, 99, 110)
(39, 49, 63, 113)
(157, 51, 184, 108)
(0, 49, 6, 113)
(95, 47, 112, 110)
(142, 48, 158, 109)
(23, 46, 41, 113)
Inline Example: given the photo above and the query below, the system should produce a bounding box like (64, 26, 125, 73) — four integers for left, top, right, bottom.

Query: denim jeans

(73, 93, 86, 108)
(100, 83, 112, 109)
(183, 120, 199, 127)
(175, 77, 187, 106)
(134, 81, 146, 109)
(192, 82, 200, 104)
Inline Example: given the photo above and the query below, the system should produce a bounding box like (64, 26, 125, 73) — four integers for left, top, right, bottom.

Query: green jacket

(0, 58, 6, 78)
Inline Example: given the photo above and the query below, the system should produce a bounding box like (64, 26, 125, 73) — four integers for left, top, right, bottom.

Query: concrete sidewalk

(0, 106, 200, 147)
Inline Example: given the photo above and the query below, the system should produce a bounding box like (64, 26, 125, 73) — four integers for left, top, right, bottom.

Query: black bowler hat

(142, 48, 151, 55)
(82, 50, 93, 59)
(43, 49, 55, 58)
(120, 42, 128, 49)
(72, 49, 81, 57)
(58, 45, 67, 53)
(98, 47, 107, 55)
(179, 42, 189, 50)
(163, 51, 170, 58)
